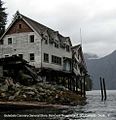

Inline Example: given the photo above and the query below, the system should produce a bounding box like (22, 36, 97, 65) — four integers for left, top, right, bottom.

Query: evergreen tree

(0, 0, 7, 37)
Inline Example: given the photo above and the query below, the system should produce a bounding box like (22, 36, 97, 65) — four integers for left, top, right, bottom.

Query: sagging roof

(71, 44, 81, 50)
(0, 11, 72, 46)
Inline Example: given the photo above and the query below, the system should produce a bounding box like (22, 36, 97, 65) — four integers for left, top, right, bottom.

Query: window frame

(44, 53, 49, 62)
(54, 42, 59, 48)
(8, 38, 13, 45)
(29, 53, 35, 61)
(51, 55, 62, 65)
(66, 45, 70, 52)
(29, 35, 34, 43)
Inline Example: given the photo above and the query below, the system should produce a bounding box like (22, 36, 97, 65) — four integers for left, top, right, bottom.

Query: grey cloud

(4, 0, 116, 57)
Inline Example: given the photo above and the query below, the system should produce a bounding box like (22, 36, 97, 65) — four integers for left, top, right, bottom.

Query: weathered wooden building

(0, 11, 87, 92)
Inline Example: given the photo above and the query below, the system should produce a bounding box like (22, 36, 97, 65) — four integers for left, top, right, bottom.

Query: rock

(25, 91, 35, 96)
(34, 95, 41, 101)
(0, 84, 8, 92)
(22, 94, 27, 98)
(14, 90, 21, 97)
(1, 93, 6, 97)
(0, 77, 86, 105)
(37, 87, 44, 92)
(15, 83, 21, 88)
(9, 96, 15, 101)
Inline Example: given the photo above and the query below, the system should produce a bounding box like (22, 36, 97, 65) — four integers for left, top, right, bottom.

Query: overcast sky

(3, 0, 116, 57)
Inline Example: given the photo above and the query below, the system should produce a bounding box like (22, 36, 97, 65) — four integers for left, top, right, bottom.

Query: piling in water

(100, 77, 103, 101)
(103, 78, 107, 101)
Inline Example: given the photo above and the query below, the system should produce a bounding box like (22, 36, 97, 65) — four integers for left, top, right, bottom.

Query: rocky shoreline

(0, 77, 86, 108)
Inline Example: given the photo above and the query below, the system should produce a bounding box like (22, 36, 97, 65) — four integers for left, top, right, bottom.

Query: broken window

(30, 35, 34, 43)
(30, 53, 35, 61)
(44, 53, 49, 62)
(45, 39, 48, 44)
(66, 45, 70, 52)
(19, 24, 22, 29)
(54, 42, 59, 48)
(8, 38, 12, 44)
(52, 55, 62, 65)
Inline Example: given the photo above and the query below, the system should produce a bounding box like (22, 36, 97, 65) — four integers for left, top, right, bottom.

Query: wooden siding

(0, 32, 42, 68)
(6, 19, 33, 35)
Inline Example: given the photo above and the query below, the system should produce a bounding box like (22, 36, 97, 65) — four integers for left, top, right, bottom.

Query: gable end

(6, 19, 33, 35)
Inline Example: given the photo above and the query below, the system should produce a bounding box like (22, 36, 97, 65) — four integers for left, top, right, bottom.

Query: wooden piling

(76, 77, 78, 92)
(69, 77, 72, 91)
(80, 79, 83, 97)
(103, 78, 107, 101)
(68, 78, 70, 90)
(73, 78, 75, 92)
(100, 77, 103, 101)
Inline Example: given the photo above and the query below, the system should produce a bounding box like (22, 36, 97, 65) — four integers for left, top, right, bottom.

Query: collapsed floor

(0, 56, 86, 105)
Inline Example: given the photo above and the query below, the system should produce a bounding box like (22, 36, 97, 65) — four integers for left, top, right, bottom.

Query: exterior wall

(72, 48, 82, 76)
(6, 19, 33, 35)
(41, 39, 72, 71)
(0, 32, 42, 68)
(0, 16, 73, 71)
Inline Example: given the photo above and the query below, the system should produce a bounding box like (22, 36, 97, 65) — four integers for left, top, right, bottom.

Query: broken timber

(0, 55, 87, 96)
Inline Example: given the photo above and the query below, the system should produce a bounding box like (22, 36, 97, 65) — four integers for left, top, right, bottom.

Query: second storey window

(66, 45, 70, 52)
(52, 55, 62, 65)
(45, 39, 48, 44)
(30, 53, 35, 61)
(54, 42, 59, 48)
(8, 38, 12, 44)
(30, 35, 34, 43)
(44, 53, 49, 62)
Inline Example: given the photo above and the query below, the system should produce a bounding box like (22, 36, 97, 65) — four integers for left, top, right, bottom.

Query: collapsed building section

(0, 56, 40, 85)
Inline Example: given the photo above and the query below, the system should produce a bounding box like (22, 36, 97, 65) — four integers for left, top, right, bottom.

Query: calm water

(0, 90, 116, 120)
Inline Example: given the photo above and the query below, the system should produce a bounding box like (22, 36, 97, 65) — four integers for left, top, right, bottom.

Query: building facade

(0, 11, 72, 73)
(0, 11, 87, 92)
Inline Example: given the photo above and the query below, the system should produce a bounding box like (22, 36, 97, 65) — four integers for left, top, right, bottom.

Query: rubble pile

(0, 77, 86, 105)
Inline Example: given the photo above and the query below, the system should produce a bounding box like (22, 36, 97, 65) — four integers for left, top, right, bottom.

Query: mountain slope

(86, 50, 116, 90)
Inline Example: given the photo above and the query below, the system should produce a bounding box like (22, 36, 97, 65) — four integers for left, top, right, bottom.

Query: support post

(80, 78, 83, 97)
(69, 77, 71, 91)
(83, 75, 86, 97)
(73, 78, 75, 92)
(68, 78, 70, 90)
(70, 77, 72, 91)
(76, 77, 78, 93)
